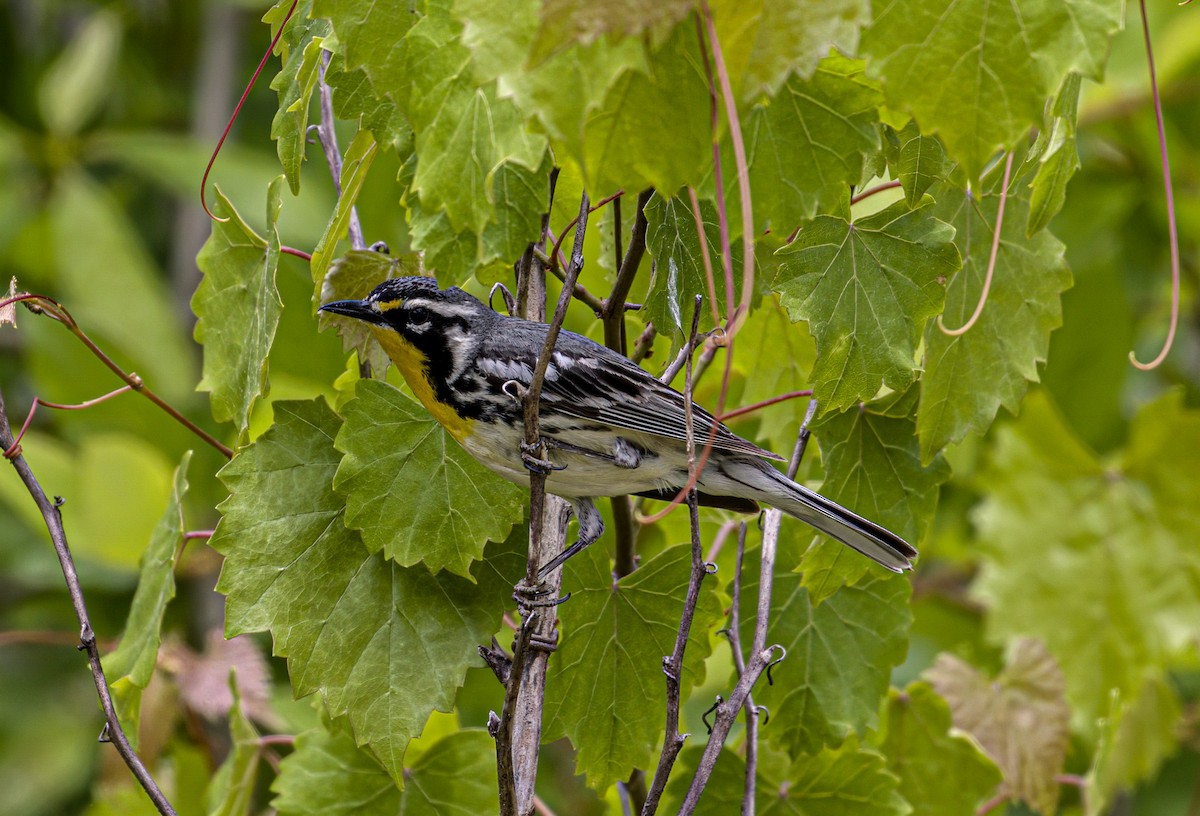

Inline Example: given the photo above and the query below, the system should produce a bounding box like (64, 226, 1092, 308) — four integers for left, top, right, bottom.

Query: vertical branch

(501, 188, 591, 816)
(602, 188, 653, 579)
(317, 50, 365, 251)
(0, 385, 178, 816)
(677, 401, 817, 814)
(642, 296, 708, 815)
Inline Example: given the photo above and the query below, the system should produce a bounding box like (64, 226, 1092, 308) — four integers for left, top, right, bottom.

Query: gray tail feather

(749, 463, 917, 572)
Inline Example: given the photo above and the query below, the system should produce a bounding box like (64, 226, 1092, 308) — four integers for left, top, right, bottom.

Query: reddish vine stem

(938, 152, 1014, 336)
(3, 387, 133, 458)
(281, 246, 313, 261)
(698, 0, 755, 327)
(1129, 0, 1181, 370)
(851, 179, 904, 205)
(201, 0, 298, 221)
(1, 294, 232, 459)
(0, 384, 178, 816)
(719, 390, 813, 423)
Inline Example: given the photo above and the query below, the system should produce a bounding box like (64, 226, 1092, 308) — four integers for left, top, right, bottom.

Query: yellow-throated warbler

(320, 277, 917, 577)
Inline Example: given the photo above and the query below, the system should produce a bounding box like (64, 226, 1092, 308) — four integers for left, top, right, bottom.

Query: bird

(320, 276, 916, 579)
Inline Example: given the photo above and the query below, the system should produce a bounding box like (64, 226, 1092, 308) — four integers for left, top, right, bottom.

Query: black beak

(318, 299, 386, 325)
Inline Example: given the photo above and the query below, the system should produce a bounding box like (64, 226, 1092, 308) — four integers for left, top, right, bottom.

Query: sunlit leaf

(333, 379, 525, 576)
(213, 399, 525, 781)
(194, 179, 285, 439)
(775, 199, 959, 411)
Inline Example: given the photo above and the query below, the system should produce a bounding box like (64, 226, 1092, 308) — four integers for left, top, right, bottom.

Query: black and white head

(320, 277, 494, 378)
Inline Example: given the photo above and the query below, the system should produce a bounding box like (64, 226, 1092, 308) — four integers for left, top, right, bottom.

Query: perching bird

(320, 277, 916, 578)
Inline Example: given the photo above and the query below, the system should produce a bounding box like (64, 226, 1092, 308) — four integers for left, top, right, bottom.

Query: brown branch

(0, 384, 177, 816)
(851, 179, 904, 206)
(677, 403, 817, 813)
(3, 295, 231, 458)
(601, 189, 654, 356)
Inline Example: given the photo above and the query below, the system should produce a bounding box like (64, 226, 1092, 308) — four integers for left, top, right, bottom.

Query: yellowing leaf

(925, 640, 1070, 815)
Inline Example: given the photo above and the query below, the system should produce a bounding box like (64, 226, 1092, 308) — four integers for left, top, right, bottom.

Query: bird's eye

(408, 306, 430, 324)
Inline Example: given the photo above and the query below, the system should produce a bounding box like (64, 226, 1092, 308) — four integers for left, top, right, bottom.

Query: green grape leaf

(802, 398, 949, 602)
(407, 155, 549, 286)
(194, 179, 285, 438)
(402, 730, 499, 813)
(1087, 675, 1182, 816)
(273, 724, 401, 815)
(106, 451, 191, 740)
(739, 536, 912, 757)
(774, 199, 959, 411)
(735, 52, 881, 230)
(660, 747, 748, 814)
(208, 680, 262, 816)
(309, 129, 378, 289)
(545, 543, 723, 790)
(529, 0, 695, 64)
(1027, 73, 1082, 236)
(713, 0, 870, 100)
(333, 379, 525, 576)
(323, 52, 411, 146)
(267, 0, 328, 194)
(644, 193, 740, 338)
(579, 25, 711, 196)
(917, 179, 1070, 463)
(876, 682, 1002, 816)
(399, 0, 546, 236)
(213, 399, 525, 781)
(861, 0, 1122, 177)
(727, 295, 816, 456)
(319, 249, 422, 375)
(971, 391, 1200, 730)
(311, 0, 416, 98)
(883, 121, 953, 208)
(925, 640, 1069, 815)
(761, 735, 908, 816)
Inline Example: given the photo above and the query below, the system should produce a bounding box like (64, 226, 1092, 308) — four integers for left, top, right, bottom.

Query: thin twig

(726, 525, 760, 816)
(601, 189, 655, 354)
(642, 297, 709, 816)
(201, 0, 298, 221)
(719, 390, 812, 423)
(938, 152, 1013, 336)
(1129, 0, 1181, 370)
(850, 179, 904, 206)
(678, 405, 816, 813)
(317, 50, 365, 250)
(2, 295, 231, 458)
(0, 385, 178, 816)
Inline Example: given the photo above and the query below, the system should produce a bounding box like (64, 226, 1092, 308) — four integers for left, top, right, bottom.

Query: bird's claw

(520, 440, 565, 475)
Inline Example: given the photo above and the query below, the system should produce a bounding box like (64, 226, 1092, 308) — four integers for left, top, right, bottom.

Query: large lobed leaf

(775, 199, 960, 411)
(333, 379, 525, 577)
(875, 682, 1002, 816)
(925, 640, 1069, 815)
(970, 391, 1200, 733)
(193, 179, 285, 440)
(739, 535, 912, 757)
(917, 178, 1070, 463)
(544, 543, 723, 790)
(862, 0, 1122, 177)
(212, 399, 525, 782)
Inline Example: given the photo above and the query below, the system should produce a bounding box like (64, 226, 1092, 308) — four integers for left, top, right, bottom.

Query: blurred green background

(0, 2, 1197, 815)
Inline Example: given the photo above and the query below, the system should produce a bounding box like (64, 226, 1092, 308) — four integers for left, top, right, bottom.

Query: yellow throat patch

(370, 326, 474, 443)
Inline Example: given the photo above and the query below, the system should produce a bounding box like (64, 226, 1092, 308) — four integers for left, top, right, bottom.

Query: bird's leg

(519, 439, 566, 475)
(537, 498, 604, 579)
